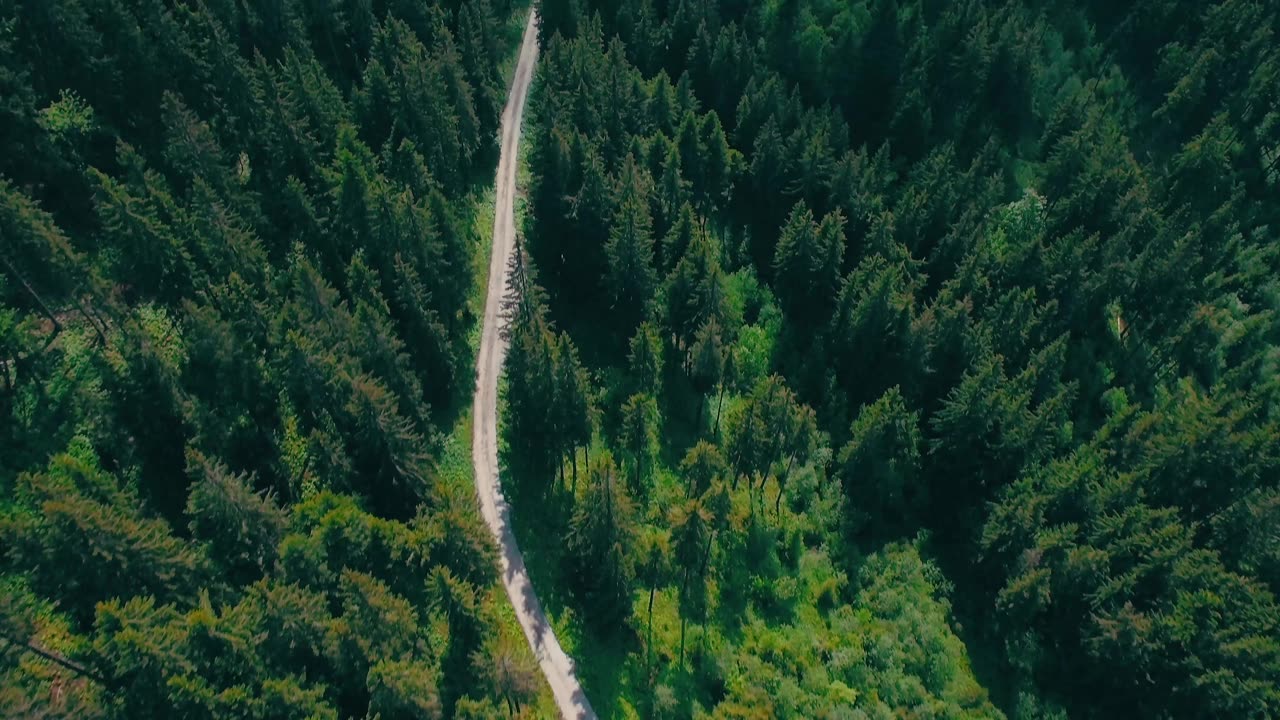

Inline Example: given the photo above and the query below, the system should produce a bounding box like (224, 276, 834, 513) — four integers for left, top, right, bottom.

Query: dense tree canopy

(0, 0, 550, 716)
(502, 0, 1280, 717)
(6, 0, 1280, 716)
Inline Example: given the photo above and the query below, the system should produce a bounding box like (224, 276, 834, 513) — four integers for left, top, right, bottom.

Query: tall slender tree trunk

(776, 453, 797, 516)
(647, 583, 657, 667)
(1264, 147, 1280, 176)
(0, 629, 107, 684)
(678, 564, 690, 667)
(0, 253, 62, 348)
(636, 438, 646, 490)
(81, 298, 111, 344)
(700, 603, 709, 658)
(714, 381, 726, 435)
(679, 616, 687, 668)
(699, 530, 716, 580)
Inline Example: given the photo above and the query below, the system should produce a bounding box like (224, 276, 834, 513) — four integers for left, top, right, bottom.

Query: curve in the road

(472, 9, 597, 720)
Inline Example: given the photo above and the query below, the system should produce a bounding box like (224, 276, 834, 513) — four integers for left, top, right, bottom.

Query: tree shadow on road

(500, 440, 634, 717)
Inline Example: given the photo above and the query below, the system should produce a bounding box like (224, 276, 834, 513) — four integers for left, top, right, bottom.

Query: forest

(501, 0, 1280, 717)
(1, 0, 557, 717)
(3, 0, 1279, 718)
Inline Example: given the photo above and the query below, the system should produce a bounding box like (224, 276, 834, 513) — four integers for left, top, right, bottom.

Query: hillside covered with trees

(0, 0, 552, 717)
(504, 0, 1280, 717)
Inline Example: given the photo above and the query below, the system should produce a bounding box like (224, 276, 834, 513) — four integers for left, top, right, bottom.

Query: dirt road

(472, 9, 596, 719)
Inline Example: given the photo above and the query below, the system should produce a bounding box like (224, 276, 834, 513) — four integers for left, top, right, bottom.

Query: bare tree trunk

(80, 297, 110, 345)
(0, 253, 61, 349)
(679, 616, 686, 669)
(647, 583, 656, 668)
(776, 454, 797, 516)
(635, 440, 645, 491)
(1264, 146, 1280, 176)
(700, 605, 708, 658)
(0, 631, 108, 685)
(714, 381, 726, 435)
(699, 531, 716, 580)
(696, 392, 705, 435)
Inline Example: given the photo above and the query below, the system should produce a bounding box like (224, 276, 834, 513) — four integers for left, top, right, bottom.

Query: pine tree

(665, 227, 727, 359)
(648, 71, 677, 135)
(675, 111, 704, 193)
(554, 332, 594, 488)
(5, 450, 210, 626)
(343, 371, 434, 517)
(604, 154, 658, 330)
(656, 142, 690, 238)
(698, 110, 734, 212)
(345, 252, 430, 432)
(430, 565, 486, 714)
(503, 298, 560, 480)
(539, 0, 580, 48)
(432, 22, 484, 164)
(627, 321, 664, 397)
(825, 253, 920, 412)
(567, 145, 614, 291)
(772, 201, 845, 320)
(367, 658, 443, 720)
(565, 453, 636, 627)
(621, 392, 660, 494)
(661, 201, 699, 273)
(669, 495, 709, 667)
(635, 525, 671, 667)
(470, 631, 539, 716)
(185, 449, 286, 586)
(415, 494, 499, 589)
(360, 18, 463, 185)
(689, 318, 725, 430)
(390, 254, 457, 408)
(456, 0, 504, 147)
(679, 441, 727, 499)
(838, 386, 921, 538)
(329, 569, 424, 709)
(89, 146, 193, 304)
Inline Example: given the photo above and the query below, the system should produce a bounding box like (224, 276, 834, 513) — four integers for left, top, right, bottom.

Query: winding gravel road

(472, 9, 597, 719)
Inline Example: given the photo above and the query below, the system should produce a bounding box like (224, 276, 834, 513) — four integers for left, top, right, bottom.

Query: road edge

(472, 9, 597, 720)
